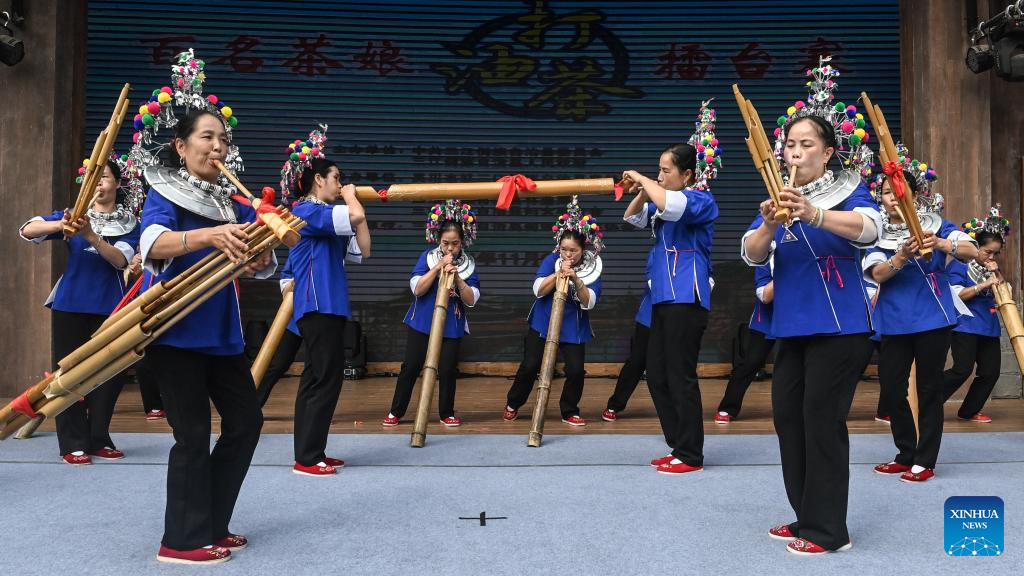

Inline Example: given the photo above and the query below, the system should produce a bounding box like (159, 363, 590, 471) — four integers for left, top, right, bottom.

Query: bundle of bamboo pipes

(861, 92, 931, 260)
(733, 84, 792, 223)
(527, 274, 569, 447)
(993, 282, 1024, 375)
(0, 199, 304, 441)
(65, 83, 132, 238)
(410, 270, 456, 448)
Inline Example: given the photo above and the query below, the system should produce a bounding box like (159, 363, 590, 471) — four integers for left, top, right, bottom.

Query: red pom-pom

(207, 95, 219, 105)
(147, 101, 161, 114)
(261, 186, 276, 205)
(161, 86, 173, 94)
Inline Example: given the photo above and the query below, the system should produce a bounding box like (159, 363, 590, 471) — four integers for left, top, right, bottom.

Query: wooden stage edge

(5, 373, 1020, 437)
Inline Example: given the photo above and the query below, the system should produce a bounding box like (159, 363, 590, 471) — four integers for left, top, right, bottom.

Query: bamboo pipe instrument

(410, 270, 456, 448)
(993, 282, 1024, 375)
(213, 160, 301, 247)
(252, 283, 295, 387)
(65, 83, 131, 238)
(354, 178, 618, 204)
(860, 92, 931, 260)
(527, 273, 570, 447)
(733, 84, 791, 223)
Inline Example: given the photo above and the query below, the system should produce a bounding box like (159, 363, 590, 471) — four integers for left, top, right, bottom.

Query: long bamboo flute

(355, 178, 617, 204)
(994, 282, 1024, 374)
(213, 160, 301, 247)
(410, 270, 456, 448)
(528, 273, 570, 447)
(252, 284, 295, 386)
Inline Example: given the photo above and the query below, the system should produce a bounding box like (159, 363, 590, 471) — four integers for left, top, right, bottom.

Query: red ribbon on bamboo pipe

(883, 161, 907, 199)
(496, 174, 537, 210)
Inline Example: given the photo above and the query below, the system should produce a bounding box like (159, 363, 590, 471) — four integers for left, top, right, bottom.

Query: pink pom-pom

(846, 105, 856, 112)
(710, 138, 719, 147)
(161, 86, 173, 94)
(774, 127, 782, 137)
(862, 133, 869, 142)
(78, 167, 86, 175)
(207, 95, 219, 105)
(311, 147, 320, 155)
(463, 214, 469, 220)
(696, 144, 705, 153)
(841, 121, 854, 134)
(147, 101, 161, 114)
(133, 132, 141, 143)
(134, 114, 143, 122)
(551, 225, 559, 232)
(177, 79, 185, 88)
(794, 101, 805, 109)
(298, 153, 307, 161)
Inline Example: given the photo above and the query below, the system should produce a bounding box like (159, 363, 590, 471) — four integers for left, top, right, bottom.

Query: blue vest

(528, 252, 602, 344)
(635, 286, 652, 328)
(647, 188, 717, 310)
(30, 209, 138, 315)
(403, 248, 481, 339)
(748, 182, 878, 338)
(868, 219, 960, 336)
(947, 259, 1001, 338)
(749, 263, 774, 337)
(289, 202, 358, 324)
(140, 189, 258, 356)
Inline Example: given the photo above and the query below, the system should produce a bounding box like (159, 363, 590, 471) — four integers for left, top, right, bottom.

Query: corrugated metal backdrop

(85, 0, 901, 362)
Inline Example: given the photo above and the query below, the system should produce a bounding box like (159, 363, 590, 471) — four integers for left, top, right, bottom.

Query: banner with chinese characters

(86, 0, 901, 362)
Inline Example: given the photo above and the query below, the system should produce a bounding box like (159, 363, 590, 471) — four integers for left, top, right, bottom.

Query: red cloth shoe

(89, 447, 125, 460)
(768, 524, 797, 541)
(650, 454, 674, 467)
(440, 416, 462, 427)
(323, 457, 345, 468)
(293, 462, 336, 477)
(146, 409, 166, 420)
(900, 468, 935, 483)
(656, 461, 703, 475)
(382, 414, 399, 427)
(714, 412, 732, 424)
(960, 412, 992, 423)
(213, 534, 247, 551)
(874, 461, 912, 475)
(502, 406, 518, 421)
(874, 414, 892, 424)
(156, 545, 231, 565)
(562, 415, 586, 426)
(601, 409, 617, 422)
(786, 539, 852, 555)
(62, 452, 92, 465)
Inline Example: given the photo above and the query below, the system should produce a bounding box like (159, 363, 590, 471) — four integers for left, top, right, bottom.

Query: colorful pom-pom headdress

(280, 124, 329, 205)
(75, 151, 146, 216)
(687, 99, 722, 191)
(773, 55, 873, 176)
(128, 48, 242, 175)
(425, 199, 478, 246)
(963, 204, 1011, 239)
(551, 196, 604, 255)
(871, 142, 943, 214)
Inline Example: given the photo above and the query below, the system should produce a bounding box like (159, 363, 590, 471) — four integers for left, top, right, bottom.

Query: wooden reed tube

(358, 178, 617, 204)
(213, 160, 301, 247)
(36, 350, 143, 422)
(410, 271, 456, 448)
(528, 274, 570, 447)
(252, 284, 295, 386)
(0, 373, 55, 428)
(994, 282, 1024, 374)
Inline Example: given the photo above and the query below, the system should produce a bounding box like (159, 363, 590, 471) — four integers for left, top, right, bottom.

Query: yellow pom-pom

(289, 143, 296, 150)
(302, 146, 311, 154)
(83, 158, 90, 167)
(705, 149, 715, 158)
(157, 92, 172, 104)
(854, 128, 866, 139)
(198, 72, 206, 81)
(856, 113, 864, 120)
(430, 214, 438, 220)
(138, 105, 148, 115)
(468, 216, 474, 223)
(787, 106, 796, 116)
(220, 106, 233, 119)
(919, 163, 927, 171)
(590, 223, 598, 230)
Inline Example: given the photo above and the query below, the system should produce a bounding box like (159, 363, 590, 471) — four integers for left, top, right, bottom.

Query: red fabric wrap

(255, 187, 282, 224)
(496, 174, 537, 211)
(10, 389, 40, 419)
(613, 180, 627, 201)
(377, 188, 389, 202)
(883, 161, 907, 199)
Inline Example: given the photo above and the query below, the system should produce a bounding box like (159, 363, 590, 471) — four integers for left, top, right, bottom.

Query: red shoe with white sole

(874, 461, 911, 475)
(874, 414, 891, 424)
(960, 412, 992, 423)
(146, 409, 166, 420)
(650, 454, 674, 467)
(786, 538, 852, 555)
(156, 545, 231, 565)
(656, 461, 703, 475)
(62, 452, 92, 465)
(89, 447, 125, 460)
(768, 524, 797, 541)
(323, 457, 345, 468)
(601, 409, 617, 422)
(382, 414, 399, 427)
(562, 415, 586, 426)
(293, 462, 336, 476)
(714, 412, 732, 424)
(440, 416, 462, 427)
(213, 533, 247, 551)
(502, 406, 518, 421)
(900, 468, 935, 483)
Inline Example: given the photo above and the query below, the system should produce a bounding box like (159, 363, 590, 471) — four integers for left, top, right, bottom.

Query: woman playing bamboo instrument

(384, 200, 480, 427)
(942, 207, 1011, 423)
(133, 50, 274, 565)
(619, 100, 720, 474)
(504, 197, 602, 427)
(741, 58, 881, 555)
(19, 154, 141, 463)
(864, 147, 977, 484)
(280, 125, 370, 477)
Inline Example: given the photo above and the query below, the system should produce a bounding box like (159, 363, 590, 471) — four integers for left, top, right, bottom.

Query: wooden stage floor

(14, 374, 1023, 436)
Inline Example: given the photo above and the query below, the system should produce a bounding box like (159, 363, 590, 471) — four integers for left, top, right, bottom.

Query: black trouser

(135, 356, 163, 413)
(51, 310, 125, 455)
(879, 327, 952, 469)
(389, 327, 462, 419)
(294, 313, 347, 466)
(943, 332, 1001, 418)
(256, 330, 303, 408)
(717, 328, 774, 418)
(506, 329, 586, 419)
(773, 333, 872, 551)
(146, 345, 263, 550)
(606, 323, 649, 412)
(646, 303, 708, 466)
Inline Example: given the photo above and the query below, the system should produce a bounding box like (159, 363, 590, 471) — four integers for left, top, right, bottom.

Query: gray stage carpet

(1, 432, 1020, 574)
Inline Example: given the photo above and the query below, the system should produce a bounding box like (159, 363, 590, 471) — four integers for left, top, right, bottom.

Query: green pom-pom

(911, 159, 920, 166)
(151, 88, 160, 96)
(849, 134, 862, 146)
(697, 160, 707, 168)
(228, 116, 238, 128)
(290, 152, 300, 161)
(702, 137, 710, 146)
(142, 113, 155, 125)
(777, 116, 787, 126)
(714, 157, 722, 167)
(856, 118, 865, 128)
(191, 79, 201, 86)
(835, 102, 845, 112)
(75, 176, 83, 184)
(197, 59, 205, 68)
